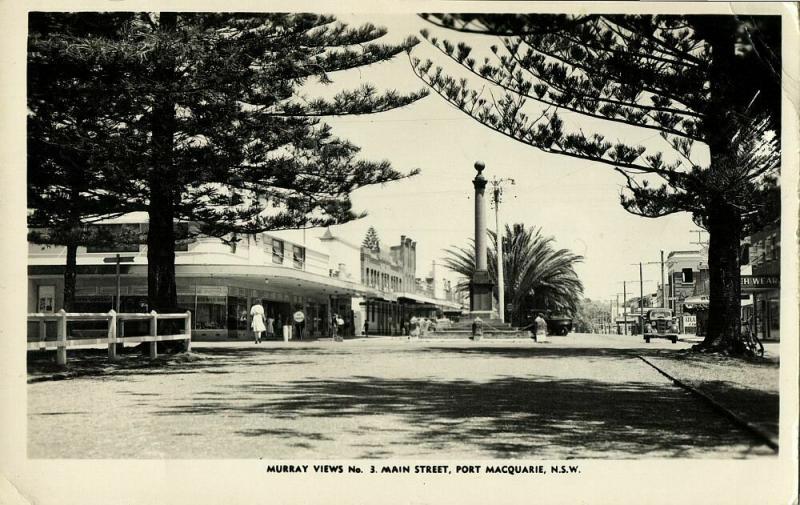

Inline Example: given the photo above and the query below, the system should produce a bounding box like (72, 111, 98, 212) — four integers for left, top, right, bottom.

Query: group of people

(250, 304, 549, 343)
(249, 302, 349, 344)
(406, 316, 437, 338)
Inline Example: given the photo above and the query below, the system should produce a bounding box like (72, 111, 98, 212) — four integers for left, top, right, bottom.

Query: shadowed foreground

(28, 336, 776, 459)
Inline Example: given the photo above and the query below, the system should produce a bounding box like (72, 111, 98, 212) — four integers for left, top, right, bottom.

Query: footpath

(639, 342, 780, 450)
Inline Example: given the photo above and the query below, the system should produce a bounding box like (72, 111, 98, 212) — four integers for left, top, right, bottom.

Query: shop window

(752, 240, 764, 266)
(272, 239, 284, 264)
(86, 224, 141, 253)
(739, 244, 750, 265)
(765, 236, 773, 262)
(769, 298, 780, 339)
(771, 234, 779, 261)
(293, 245, 305, 270)
(139, 223, 190, 252)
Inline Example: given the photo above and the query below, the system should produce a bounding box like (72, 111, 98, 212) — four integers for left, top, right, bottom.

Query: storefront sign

(741, 275, 779, 291)
(293, 311, 305, 323)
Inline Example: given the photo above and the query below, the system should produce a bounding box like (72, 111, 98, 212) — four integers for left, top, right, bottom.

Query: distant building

(740, 220, 780, 341)
(319, 229, 461, 336)
(665, 250, 706, 334)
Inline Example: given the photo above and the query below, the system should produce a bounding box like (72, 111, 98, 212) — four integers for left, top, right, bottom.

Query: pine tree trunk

(147, 11, 178, 313)
(146, 12, 183, 352)
(63, 241, 78, 312)
(699, 199, 743, 352)
(693, 17, 746, 354)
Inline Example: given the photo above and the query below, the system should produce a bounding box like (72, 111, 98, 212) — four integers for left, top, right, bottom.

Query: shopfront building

(28, 217, 365, 340)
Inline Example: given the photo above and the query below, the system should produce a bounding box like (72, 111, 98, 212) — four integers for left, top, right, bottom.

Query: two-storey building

(28, 213, 366, 340)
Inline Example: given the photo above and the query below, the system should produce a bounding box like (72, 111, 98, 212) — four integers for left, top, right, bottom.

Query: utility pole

(620, 278, 654, 336)
(661, 250, 666, 309)
(622, 281, 627, 335)
(639, 262, 644, 337)
(490, 176, 514, 323)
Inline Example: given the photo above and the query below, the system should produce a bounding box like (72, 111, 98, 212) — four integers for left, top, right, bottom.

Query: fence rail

(28, 309, 192, 366)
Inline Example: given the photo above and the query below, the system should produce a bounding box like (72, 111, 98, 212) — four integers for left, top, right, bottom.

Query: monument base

(469, 270, 494, 313)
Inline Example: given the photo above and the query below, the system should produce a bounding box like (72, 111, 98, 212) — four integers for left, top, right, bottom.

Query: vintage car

(643, 308, 679, 343)
(548, 317, 573, 336)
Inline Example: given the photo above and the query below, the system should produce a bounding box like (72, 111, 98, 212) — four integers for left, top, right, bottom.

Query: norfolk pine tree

(363, 226, 381, 251)
(411, 14, 781, 355)
(29, 13, 428, 325)
(28, 14, 145, 311)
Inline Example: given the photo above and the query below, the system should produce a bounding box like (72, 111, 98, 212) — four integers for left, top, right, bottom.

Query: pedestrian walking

(250, 303, 266, 344)
(364, 320, 369, 337)
(534, 313, 548, 343)
(333, 313, 344, 342)
(266, 314, 275, 340)
(409, 316, 420, 339)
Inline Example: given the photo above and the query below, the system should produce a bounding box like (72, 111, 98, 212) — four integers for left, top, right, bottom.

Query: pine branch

(501, 38, 701, 120)
(414, 43, 701, 141)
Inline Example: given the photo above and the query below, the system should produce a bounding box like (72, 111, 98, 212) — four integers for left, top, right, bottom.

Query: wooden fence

(28, 310, 192, 366)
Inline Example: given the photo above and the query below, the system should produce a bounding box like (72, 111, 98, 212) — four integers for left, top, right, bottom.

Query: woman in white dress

(250, 303, 266, 344)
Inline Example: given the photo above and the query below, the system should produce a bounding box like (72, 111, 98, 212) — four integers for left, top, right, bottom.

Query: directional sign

(103, 256, 135, 263)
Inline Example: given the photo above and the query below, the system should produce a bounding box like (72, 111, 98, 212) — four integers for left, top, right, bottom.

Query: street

(28, 333, 777, 459)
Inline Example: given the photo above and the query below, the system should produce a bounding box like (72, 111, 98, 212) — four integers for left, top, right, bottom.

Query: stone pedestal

(470, 270, 494, 313)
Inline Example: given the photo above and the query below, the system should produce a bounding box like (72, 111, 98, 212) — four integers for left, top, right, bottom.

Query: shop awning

(397, 291, 462, 310)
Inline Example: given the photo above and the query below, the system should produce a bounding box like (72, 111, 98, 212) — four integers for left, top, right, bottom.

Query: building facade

(741, 220, 780, 341)
(665, 250, 706, 334)
(29, 215, 365, 340)
(320, 230, 461, 335)
(29, 215, 463, 340)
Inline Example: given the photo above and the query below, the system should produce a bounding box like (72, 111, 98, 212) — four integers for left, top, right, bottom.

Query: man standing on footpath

(534, 313, 548, 343)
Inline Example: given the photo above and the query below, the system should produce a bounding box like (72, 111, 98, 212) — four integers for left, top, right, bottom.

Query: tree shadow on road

(27, 346, 321, 383)
(153, 374, 774, 459)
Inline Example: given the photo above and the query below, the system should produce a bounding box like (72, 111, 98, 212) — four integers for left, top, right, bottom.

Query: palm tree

(441, 223, 584, 325)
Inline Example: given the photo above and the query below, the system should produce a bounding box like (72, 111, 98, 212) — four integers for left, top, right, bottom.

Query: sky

(282, 13, 704, 303)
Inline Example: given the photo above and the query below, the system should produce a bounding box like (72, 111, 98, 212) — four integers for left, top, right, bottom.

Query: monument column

(470, 161, 494, 314)
(474, 162, 488, 271)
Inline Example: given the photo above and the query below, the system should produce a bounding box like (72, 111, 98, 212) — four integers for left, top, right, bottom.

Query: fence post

(185, 311, 192, 352)
(56, 309, 67, 366)
(108, 310, 117, 360)
(149, 310, 158, 359)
